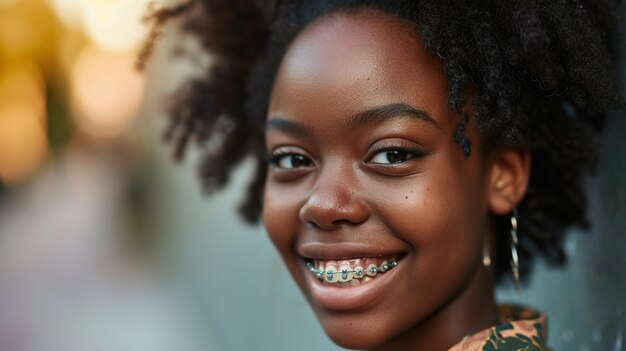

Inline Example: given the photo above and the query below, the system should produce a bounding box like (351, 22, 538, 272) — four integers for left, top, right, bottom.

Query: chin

(314, 310, 397, 350)
(324, 326, 385, 350)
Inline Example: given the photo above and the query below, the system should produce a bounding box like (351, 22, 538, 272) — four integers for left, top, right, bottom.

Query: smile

(305, 256, 400, 286)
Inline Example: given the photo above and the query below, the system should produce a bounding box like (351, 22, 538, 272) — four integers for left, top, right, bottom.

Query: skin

(263, 9, 530, 351)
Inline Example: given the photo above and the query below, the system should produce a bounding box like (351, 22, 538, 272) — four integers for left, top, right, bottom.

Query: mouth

(304, 255, 401, 287)
(300, 253, 405, 311)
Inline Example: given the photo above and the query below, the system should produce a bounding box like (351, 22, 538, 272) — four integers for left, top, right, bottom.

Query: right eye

(269, 152, 314, 169)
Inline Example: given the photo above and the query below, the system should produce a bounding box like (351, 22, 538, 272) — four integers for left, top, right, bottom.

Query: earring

(482, 232, 491, 267)
(510, 207, 520, 293)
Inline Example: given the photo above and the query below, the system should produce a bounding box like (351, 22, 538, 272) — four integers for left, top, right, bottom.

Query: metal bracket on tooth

(306, 260, 399, 282)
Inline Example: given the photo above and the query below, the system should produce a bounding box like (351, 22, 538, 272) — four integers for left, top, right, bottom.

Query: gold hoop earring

(510, 207, 520, 293)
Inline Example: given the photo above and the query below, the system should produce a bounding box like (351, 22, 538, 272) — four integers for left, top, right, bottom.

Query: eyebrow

(266, 102, 440, 135)
(348, 103, 441, 130)
(266, 118, 311, 136)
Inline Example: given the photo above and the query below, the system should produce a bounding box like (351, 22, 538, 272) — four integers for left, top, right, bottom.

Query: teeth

(306, 262, 316, 272)
(324, 265, 339, 283)
(354, 266, 364, 279)
(338, 265, 353, 282)
(379, 260, 389, 273)
(366, 264, 379, 277)
(308, 257, 400, 285)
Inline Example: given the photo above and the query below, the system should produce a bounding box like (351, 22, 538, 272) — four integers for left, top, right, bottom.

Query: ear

(487, 147, 531, 215)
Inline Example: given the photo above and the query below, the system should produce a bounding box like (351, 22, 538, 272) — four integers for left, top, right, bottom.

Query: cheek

(262, 181, 303, 253)
(369, 158, 488, 267)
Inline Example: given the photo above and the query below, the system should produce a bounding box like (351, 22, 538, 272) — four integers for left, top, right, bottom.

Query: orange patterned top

(448, 305, 548, 351)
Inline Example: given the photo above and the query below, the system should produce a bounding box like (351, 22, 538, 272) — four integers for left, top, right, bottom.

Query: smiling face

(263, 9, 503, 351)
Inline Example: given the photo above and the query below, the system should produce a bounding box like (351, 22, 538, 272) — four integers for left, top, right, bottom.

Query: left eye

(369, 149, 414, 164)
(275, 154, 313, 169)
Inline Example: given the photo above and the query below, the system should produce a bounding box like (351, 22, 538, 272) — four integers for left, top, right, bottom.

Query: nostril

(307, 221, 322, 230)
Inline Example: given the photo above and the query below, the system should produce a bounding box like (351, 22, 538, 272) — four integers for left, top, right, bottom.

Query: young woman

(141, 1, 622, 350)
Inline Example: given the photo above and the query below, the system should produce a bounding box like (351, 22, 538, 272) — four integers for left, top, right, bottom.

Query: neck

(371, 264, 498, 351)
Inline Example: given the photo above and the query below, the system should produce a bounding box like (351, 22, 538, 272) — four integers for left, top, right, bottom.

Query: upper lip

(297, 242, 405, 260)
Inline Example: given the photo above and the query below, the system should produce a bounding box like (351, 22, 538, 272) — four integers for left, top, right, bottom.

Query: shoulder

(448, 305, 549, 351)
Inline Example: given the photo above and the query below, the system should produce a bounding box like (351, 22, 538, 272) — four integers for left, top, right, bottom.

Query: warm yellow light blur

(0, 0, 54, 58)
(0, 9, 40, 56)
(82, 0, 151, 51)
(0, 63, 46, 123)
(70, 45, 146, 138)
(0, 0, 20, 7)
(0, 63, 48, 184)
(0, 105, 48, 184)
(47, 0, 83, 28)
(48, 0, 159, 51)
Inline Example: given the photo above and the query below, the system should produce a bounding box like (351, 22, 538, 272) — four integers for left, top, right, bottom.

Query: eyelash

(264, 151, 284, 165)
(265, 150, 314, 169)
(367, 145, 425, 164)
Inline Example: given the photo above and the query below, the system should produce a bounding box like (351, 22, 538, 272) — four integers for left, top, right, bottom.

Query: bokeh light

(0, 63, 48, 184)
(0, 0, 20, 7)
(70, 45, 146, 139)
(47, 0, 83, 28)
(0, 105, 48, 184)
(0, 0, 153, 182)
(82, 0, 152, 51)
(48, 0, 157, 51)
(0, 0, 54, 59)
(0, 62, 46, 119)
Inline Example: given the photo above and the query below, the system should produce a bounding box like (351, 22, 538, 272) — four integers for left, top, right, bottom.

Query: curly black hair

(140, 0, 622, 282)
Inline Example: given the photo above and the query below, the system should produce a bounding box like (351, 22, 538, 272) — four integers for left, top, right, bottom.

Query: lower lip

(304, 261, 402, 311)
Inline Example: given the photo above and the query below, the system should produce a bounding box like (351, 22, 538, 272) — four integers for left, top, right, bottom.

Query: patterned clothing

(448, 305, 548, 351)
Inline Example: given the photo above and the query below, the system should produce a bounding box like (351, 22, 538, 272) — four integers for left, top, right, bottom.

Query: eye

(269, 152, 314, 169)
(369, 148, 418, 164)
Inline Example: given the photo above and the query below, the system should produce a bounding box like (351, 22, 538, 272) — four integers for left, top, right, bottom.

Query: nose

(299, 164, 369, 230)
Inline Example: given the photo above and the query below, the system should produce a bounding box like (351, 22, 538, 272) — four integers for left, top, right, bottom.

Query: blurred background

(0, 1, 624, 350)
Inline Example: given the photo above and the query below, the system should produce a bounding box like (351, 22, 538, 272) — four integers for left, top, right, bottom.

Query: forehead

(268, 9, 450, 130)
(278, 10, 419, 85)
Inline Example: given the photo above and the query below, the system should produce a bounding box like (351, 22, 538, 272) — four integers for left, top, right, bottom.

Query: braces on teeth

(306, 260, 399, 283)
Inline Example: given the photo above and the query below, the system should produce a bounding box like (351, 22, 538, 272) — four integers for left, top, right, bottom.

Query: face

(263, 9, 496, 350)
